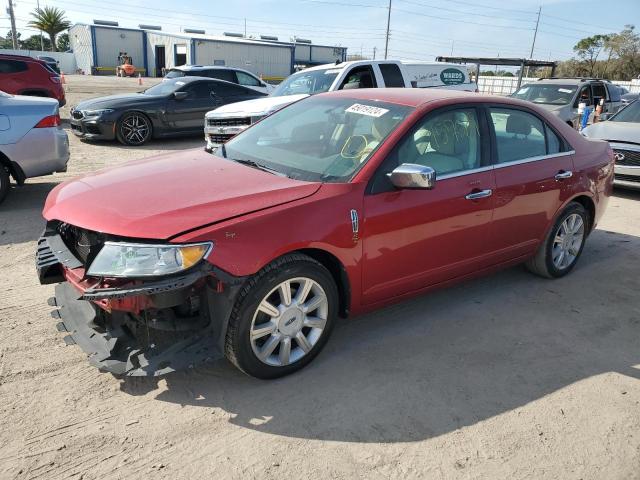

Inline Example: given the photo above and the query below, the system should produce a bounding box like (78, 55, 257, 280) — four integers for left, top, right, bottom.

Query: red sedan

(37, 88, 614, 378)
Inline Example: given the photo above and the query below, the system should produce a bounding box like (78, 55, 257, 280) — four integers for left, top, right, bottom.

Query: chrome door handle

(465, 189, 492, 200)
(555, 170, 573, 180)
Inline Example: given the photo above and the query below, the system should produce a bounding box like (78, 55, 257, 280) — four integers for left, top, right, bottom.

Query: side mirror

(388, 163, 436, 190)
(173, 91, 188, 101)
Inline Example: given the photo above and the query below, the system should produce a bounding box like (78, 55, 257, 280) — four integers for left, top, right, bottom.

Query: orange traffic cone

(138, 73, 143, 86)
(60, 71, 66, 84)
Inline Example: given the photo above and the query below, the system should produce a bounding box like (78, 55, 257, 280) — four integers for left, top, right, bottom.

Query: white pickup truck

(204, 59, 475, 151)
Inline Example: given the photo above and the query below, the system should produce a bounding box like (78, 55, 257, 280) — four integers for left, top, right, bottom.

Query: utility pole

(526, 6, 541, 78)
(373, 46, 376, 60)
(37, 0, 44, 50)
(384, 0, 391, 59)
(529, 6, 541, 59)
(7, 0, 19, 50)
(244, 18, 247, 37)
(450, 40, 454, 56)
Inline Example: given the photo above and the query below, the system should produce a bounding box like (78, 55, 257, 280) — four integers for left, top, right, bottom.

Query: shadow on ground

(120, 228, 640, 443)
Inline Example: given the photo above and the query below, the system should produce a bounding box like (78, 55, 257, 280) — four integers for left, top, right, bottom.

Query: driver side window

(369, 108, 481, 194)
(339, 66, 377, 90)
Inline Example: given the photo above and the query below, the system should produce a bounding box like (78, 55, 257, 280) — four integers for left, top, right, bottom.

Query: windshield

(223, 96, 413, 182)
(142, 80, 185, 95)
(272, 68, 340, 97)
(165, 69, 185, 79)
(611, 100, 640, 122)
(512, 84, 578, 105)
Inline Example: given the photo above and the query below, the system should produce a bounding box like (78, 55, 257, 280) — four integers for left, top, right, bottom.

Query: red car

(0, 54, 66, 106)
(37, 89, 613, 378)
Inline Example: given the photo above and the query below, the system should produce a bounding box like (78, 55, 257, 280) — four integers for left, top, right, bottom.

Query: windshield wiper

(231, 158, 287, 177)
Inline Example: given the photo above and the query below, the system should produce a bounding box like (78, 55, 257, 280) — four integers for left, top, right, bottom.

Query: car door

(486, 105, 574, 262)
(0, 59, 28, 94)
(361, 106, 496, 305)
(167, 81, 221, 132)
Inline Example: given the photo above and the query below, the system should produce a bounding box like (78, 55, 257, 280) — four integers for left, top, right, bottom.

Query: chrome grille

(614, 149, 640, 167)
(208, 134, 235, 144)
(615, 173, 640, 183)
(207, 117, 251, 127)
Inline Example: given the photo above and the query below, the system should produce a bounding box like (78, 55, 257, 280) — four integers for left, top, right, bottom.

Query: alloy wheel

(250, 277, 328, 367)
(552, 213, 585, 270)
(120, 114, 150, 145)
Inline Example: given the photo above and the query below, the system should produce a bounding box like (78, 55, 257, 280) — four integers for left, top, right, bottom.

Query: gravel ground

(0, 75, 639, 480)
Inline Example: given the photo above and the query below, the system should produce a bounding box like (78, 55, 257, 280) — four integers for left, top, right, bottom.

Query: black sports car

(69, 77, 267, 146)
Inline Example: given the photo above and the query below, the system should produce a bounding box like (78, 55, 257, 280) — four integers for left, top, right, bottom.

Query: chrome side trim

(436, 150, 576, 181)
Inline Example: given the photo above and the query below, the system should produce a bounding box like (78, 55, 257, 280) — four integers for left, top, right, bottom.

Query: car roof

(317, 88, 480, 107)
(525, 78, 610, 86)
(317, 87, 546, 110)
(0, 53, 46, 64)
(164, 76, 253, 88)
(172, 65, 243, 72)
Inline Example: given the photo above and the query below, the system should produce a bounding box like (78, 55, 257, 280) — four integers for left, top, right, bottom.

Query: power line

(397, 0, 536, 23)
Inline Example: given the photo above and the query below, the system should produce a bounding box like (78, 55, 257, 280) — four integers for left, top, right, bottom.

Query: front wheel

(526, 202, 588, 278)
(225, 254, 338, 379)
(0, 165, 10, 204)
(116, 112, 152, 146)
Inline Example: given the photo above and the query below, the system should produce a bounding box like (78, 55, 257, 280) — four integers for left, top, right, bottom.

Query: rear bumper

(36, 229, 242, 376)
(70, 117, 117, 141)
(2, 127, 69, 178)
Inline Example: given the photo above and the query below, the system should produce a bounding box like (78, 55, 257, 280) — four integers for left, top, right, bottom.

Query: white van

(204, 60, 475, 150)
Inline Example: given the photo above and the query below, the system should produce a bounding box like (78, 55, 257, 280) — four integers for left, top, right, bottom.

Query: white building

(69, 23, 347, 80)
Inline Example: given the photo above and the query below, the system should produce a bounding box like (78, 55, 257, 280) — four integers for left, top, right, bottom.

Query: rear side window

(489, 108, 546, 163)
(182, 81, 215, 99)
(0, 60, 28, 73)
(236, 71, 261, 87)
(165, 69, 185, 79)
(212, 82, 252, 97)
(592, 83, 607, 104)
(608, 84, 621, 102)
(379, 63, 404, 87)
(207, 69, 236, 82)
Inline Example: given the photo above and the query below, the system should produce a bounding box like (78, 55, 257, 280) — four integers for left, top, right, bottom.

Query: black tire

(526, 202, 589, 278)
(225, 253, 338, 379)
(116, 112, 152, 146)
(0, 165, 9, 204)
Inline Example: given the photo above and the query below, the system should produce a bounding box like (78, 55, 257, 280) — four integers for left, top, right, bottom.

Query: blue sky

(5, 0, 639, 64)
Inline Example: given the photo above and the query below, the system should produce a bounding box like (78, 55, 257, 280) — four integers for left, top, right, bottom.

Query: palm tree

(28, 7, 70, 52)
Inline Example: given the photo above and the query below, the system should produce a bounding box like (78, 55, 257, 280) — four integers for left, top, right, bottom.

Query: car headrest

(506, 114, 532, 136)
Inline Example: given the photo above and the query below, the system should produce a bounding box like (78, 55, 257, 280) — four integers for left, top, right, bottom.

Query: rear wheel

(225, 253, 338, 379)
(526, 202, 588, 278)
(116, 112, 152, 146)
(0, 165, 9, 204)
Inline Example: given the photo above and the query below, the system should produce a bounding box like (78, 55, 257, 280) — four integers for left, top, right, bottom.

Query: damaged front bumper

(36, 228, 242, 377)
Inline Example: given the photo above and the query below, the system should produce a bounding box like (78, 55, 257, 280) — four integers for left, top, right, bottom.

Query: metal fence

(478, 76, 640, 96)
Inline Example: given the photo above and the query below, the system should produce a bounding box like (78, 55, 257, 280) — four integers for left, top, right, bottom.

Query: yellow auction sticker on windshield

(346, 103, 389, 117)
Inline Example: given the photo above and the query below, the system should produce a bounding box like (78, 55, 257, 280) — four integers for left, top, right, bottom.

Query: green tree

(20, 34, 52, 51)
(0, 30, 20, 49)
(606, 25, 640, 80)
(57, 33, 69, 51)
(28, 6, 70, 52)
(573, 34, 610, 76)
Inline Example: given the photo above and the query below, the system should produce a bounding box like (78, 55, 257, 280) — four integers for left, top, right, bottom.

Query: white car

(164, 65, 275, 95)
(0, 91, 69, 203)
(204, 60, 476, 151)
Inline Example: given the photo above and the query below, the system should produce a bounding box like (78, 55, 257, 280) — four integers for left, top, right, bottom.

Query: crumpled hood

(206, 94, 308, 117)
(43, 148, 321, 239)
(582, 121, 640, 144)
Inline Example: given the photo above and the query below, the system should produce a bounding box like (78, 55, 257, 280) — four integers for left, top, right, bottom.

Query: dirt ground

(0, 75, 639, 480)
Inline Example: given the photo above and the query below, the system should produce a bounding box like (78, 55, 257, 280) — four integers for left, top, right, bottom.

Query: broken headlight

(86, 242, 213, 277)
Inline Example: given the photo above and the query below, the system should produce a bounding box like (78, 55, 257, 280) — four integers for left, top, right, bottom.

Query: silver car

(512, 78, 623, 128)
(0, 91, 69, 203)
(582, 100, 640, 189)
